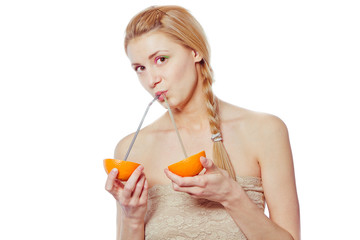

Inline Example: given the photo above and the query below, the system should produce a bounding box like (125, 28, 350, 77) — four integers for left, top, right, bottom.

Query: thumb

(200, 156, 217, 173)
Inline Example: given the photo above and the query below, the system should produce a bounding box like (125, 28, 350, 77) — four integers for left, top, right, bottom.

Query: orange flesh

(103, 159, 140, 181)
(168, 151, 206, 177)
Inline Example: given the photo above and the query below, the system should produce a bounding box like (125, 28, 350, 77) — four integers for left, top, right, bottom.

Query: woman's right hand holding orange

(105, 165, 148, 225)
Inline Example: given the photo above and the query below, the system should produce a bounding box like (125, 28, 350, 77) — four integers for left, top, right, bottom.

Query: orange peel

(168, 151, 206, 177)
(103, 159, 140, 181)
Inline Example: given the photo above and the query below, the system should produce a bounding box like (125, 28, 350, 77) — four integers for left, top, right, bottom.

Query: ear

(192, 50, 203, 63)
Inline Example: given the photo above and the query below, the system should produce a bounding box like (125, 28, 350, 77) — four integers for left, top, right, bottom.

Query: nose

(148, 68, 162, 88)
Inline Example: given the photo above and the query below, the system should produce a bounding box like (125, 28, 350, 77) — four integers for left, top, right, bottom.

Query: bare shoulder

(219, 100, 290, 161)
(114, 132, 135, 160)
(250, 112, 291, 164)
(247, 110, 289, 139)
(220, 100, 288, 136)
(220, 101, 293, 172)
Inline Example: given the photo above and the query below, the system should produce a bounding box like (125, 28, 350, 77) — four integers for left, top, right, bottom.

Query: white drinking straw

(124, 95, 159, 161)
(163, 95, 188, 159)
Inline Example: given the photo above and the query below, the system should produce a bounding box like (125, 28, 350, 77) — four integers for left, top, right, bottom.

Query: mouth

(155, 90, 168, 101)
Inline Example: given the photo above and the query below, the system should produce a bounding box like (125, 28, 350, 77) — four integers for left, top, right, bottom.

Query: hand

(164, 157, 241, 205)
(105, 165, 148, 223)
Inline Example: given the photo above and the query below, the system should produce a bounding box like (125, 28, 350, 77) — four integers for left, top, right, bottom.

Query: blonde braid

(198, 62, 236, 180)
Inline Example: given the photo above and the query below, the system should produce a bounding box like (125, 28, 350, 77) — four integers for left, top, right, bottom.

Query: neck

(169, 91, 213, 133)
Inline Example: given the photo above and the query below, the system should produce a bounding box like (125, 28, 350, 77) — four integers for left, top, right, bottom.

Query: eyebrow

(131, 50, 169, 66)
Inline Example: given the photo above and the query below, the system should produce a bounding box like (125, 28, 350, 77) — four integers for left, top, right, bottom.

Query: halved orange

(168, 151, 206, 177)
(103, 159, 140, 181)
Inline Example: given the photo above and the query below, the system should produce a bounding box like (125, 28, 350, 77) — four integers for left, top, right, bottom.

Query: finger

(164, 168, 204, 188)
(131, 173, 146, 199)
(139, 179, 148, 203)
(172, 182, 203, 197)
(123, 165, 144, 199)
(200, 157, 217, 173)
(105, 168, 119, 192)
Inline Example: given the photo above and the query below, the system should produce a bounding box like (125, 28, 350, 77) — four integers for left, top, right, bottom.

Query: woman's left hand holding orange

(164, 157, 243, 205)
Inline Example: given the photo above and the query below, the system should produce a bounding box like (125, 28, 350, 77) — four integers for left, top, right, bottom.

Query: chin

(161, 96, 178, 109)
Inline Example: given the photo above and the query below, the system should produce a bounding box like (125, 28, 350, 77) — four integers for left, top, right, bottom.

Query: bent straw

(124, 95, 159, 161)
(163, 95, 188, 159)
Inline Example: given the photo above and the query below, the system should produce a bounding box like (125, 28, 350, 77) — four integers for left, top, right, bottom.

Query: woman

(105, 5, 300, 240)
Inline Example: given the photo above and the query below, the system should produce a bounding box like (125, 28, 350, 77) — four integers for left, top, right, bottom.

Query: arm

(105, 137, 148, 240)
(115, 193, 146, 240)
(224, 115, 300, 239)
(114, 190, 146, 240)
(106, 167, 147, 240)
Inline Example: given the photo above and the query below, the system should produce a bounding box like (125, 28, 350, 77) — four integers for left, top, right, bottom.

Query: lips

(155, 91, 168, 101)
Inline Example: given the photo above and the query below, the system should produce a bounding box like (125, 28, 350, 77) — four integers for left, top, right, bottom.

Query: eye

(134, 65, 145, 73)
(154, 55, 169, 65)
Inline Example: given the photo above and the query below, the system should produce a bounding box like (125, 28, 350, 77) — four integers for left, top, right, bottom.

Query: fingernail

(111, 168, 118, 174)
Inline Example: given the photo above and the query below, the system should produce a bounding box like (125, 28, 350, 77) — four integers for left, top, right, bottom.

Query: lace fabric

(145, 176, 265, 240)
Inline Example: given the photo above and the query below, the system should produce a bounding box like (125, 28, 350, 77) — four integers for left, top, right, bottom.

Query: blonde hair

(124, 5, 236, 179)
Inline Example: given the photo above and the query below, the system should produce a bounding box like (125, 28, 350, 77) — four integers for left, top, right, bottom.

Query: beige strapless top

(145, 176, 265, 240)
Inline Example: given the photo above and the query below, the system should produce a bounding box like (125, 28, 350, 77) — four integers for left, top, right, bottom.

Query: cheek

(170, 57, 197, 83)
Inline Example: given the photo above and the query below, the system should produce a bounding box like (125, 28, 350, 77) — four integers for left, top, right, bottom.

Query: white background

(0, 0, 359, 239)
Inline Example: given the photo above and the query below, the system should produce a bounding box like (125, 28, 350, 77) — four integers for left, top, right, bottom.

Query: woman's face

(126, 31, 202, 108)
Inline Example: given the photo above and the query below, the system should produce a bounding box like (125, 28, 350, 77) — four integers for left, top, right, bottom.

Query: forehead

(126, 31, 183, 62)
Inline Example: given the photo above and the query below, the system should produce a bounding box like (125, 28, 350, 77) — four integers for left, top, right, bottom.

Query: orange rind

(103, 158, 140, 181)
(168, 151, 206, 177)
